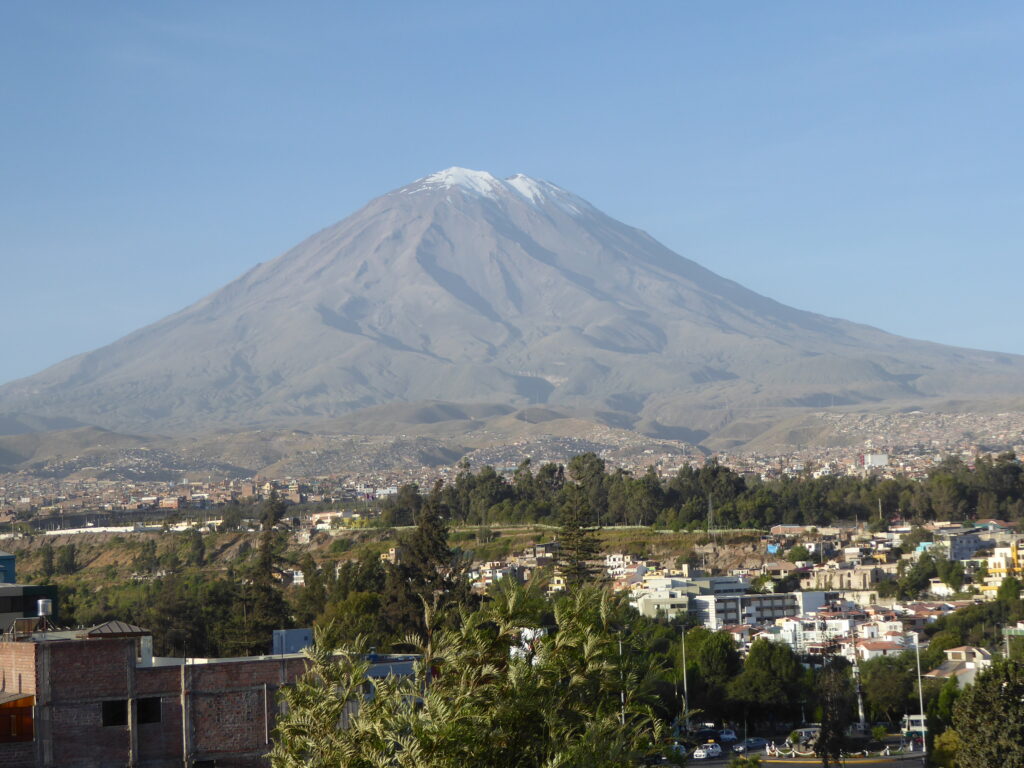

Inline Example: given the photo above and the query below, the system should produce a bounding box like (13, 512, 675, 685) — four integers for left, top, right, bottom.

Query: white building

(924, 646, 992, 688)
(853, 638, 906, 661)
(773, 616, 855, 654)
(689, 591, 835, 630)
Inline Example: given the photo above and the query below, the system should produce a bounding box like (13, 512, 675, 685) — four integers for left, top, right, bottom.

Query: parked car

(718, 729, 738, 743)
(733, 737, 769, 753)
(692, 742, 723, 760)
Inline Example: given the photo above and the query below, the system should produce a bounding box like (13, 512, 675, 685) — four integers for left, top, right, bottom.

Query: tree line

(379, 451, 1024, 530)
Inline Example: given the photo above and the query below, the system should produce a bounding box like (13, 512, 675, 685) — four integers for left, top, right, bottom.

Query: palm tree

(270, 582, 678, 768)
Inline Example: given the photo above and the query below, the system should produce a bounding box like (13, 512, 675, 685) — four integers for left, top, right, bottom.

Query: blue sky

(2, 2, 1023, 384)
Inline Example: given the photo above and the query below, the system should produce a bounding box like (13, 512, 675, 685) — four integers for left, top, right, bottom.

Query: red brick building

(0, 620, 413, 767)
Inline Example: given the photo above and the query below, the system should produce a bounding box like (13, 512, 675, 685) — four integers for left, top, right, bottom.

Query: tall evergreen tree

(226, 501, 291, 655)
(185, 529, 206, 566)
(291, 553, 328, 626)
(57, 543, 78, 575)
(261, 489, 287, 528)
(815, 656, 853, 768)
(133, 540, 158, 574)
(39, 542, 54, 578)
(556, 483, 600, 588)
(381, 481, 462, 638)
(404, 481, 454, 586)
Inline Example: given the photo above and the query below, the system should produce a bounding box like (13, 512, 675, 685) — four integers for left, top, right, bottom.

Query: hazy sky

(3, 2, 1023, 385)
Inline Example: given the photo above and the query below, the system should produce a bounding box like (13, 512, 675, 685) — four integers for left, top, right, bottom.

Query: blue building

(0, 550, 14, 584)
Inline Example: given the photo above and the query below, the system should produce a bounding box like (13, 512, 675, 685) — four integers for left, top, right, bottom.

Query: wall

(0, 642, 36, 697)
(42, 638, 135, 768)
(0, 741, 35, 768)
(182, 656, 308, 764)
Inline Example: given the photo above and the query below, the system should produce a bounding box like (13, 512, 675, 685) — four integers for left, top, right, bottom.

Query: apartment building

(630, 575, 749, 620)
(932, 527, 986, 561)
(689, 591, 836, 630)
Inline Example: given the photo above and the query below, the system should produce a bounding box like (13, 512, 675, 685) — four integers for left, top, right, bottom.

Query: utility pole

(681, 625, 690, 733)
(618, 638, 625, 726)
(912, 631, 927, 766)
(851, 649, 867, 733)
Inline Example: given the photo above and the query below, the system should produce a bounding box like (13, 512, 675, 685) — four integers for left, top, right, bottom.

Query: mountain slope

(3, 167, 1024, 440)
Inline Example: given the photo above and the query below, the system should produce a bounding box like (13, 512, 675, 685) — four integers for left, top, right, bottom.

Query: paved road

(761, 757, 925, 767)
(692, 752, 926, 767)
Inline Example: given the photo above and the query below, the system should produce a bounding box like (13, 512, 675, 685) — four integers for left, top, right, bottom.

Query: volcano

(3, 167, 1023, 442)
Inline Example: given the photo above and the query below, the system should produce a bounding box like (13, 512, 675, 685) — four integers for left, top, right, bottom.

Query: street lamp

(911, 631, 927, 765)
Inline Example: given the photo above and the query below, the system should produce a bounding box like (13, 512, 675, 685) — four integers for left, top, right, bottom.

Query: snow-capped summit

(404, 167, 589, 215)
(408, 167, 502, 196)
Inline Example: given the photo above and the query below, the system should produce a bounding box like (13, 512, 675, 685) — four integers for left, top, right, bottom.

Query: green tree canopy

(786, 545, 811, 563)
(997, 575, 1022, 604)
(271, 583, 677, 768)
(693, 630, 740, 721)
(727, 638, 802, 725)
(859, 653, 915, 722)
(953, 660, 1024, 768)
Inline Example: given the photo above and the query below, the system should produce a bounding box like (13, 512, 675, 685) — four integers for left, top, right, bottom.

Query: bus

(901, 715, 927, 739)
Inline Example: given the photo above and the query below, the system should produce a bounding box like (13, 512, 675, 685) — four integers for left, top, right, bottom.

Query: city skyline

(3, 2, 1024, 385)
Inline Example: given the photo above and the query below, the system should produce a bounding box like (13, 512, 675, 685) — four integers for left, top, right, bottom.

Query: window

(0, 699, 34, 744)
(101, 700, 128, 727)
(137, 697, 162, 724)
